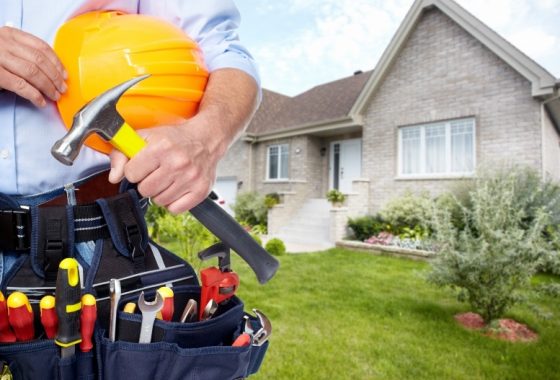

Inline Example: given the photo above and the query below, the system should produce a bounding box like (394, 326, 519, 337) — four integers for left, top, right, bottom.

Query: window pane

(268, 146, 279, 179)
(425, 124, 446, 173)
(280, 145, 289, 178)
(401, 126, 421, 174)
(451, 120, 474, 172)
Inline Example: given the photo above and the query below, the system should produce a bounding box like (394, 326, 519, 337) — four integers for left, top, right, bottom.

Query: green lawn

(232, 248, 560, 380)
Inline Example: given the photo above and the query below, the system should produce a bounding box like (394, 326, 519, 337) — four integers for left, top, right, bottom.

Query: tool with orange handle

(80, 294, 97, 353)
(40, 295, 58, 339)
(55, 258, 82, 358)
(7, 292, 34, 341)
(156, 287, 174, 321)
(0, 291, 16, 343)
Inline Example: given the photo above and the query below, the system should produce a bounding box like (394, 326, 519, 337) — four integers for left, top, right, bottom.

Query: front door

(329, 139, 362, 193)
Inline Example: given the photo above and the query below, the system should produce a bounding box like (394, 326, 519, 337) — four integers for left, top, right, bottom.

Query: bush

(428, 168, 550, 323)
(156, 212, 218, 269)
(264, 193, 280, 209)
(265, 238, 286, 256)
(232, 192, 268, 226)
(348, 215, 386, 241)
(326, 189, 346, 205)
(380, 190, 433, 235)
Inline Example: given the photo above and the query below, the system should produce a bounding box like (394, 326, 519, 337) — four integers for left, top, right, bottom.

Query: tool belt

(0, 172, 269, 380)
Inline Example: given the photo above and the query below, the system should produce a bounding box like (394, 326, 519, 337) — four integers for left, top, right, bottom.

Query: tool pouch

(0, 189, 269, 380)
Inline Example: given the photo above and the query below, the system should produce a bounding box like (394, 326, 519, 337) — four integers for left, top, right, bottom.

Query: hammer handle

(114, 124, 279, 284)
(110, 122, 147, 158)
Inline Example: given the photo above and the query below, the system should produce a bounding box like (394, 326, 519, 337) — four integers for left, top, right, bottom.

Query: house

(215, 0, 560, 250)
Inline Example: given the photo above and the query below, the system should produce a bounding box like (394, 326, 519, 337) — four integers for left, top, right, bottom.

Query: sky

(236, 0, 560, 96)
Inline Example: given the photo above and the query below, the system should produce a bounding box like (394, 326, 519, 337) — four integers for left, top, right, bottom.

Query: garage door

(214, 177, 238, 215)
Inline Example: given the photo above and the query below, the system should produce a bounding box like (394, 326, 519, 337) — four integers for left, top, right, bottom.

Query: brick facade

(362, 8, 544, 212)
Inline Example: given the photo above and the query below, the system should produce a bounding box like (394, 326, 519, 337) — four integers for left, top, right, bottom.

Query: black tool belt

(0, 172, 269, 380)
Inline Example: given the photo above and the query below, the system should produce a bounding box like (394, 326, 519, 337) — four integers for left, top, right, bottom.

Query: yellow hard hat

(54, 10, 209, 154)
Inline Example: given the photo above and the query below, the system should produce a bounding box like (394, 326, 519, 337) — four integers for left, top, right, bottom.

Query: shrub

(251, 233, 263, 247)
(145, 203, 167, 242)
(380, 190, 433, 235)
(326, 189, 346, 205)
(265, 238, 286, 256)
(264, 193, 280, 209)
(157, 212, 218, 269)
(348, 215, 386, 241)
(428, 168, 550, 323)
(232, 192, 268, 226)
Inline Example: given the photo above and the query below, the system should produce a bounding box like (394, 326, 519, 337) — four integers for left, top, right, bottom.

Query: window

(267, 144, 289, 180)
(398, 118, 475, 177)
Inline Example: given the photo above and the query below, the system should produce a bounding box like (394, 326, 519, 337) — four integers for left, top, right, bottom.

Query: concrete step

(270, 198, 332, 252)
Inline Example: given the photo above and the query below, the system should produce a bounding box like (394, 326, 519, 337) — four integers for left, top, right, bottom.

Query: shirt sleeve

(138, 0, 261, 89)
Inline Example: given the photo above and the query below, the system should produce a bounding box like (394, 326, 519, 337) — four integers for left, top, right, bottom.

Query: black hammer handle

(191, 197, 279, 284)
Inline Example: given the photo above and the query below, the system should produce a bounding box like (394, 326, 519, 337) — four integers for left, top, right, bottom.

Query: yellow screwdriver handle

(109, 122, 147, 158)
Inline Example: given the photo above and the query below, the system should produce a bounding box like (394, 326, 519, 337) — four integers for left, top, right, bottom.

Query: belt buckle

(0, 208, 31, 251)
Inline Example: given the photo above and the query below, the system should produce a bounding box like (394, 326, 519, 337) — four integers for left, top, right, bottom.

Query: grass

(168, 245, 560, 379)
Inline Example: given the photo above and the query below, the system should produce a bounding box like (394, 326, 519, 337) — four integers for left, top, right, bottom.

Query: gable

(351, 0, 558, 117)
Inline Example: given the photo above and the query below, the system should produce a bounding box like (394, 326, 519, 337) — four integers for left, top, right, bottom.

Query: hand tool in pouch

(137, 291, 164, 343)
(55, 258, 82, 358)
(80, 294, 97, 352)
(109, 279, 121, 342)
(198, 243, 239, 321)
(179, 299, 197, 323)
(6, 292, 34, 341)
(40, 295, 58, 339)
(156, 287, 174, 321)
(50, 75, 279, 284)
(0, 291, 16, 343)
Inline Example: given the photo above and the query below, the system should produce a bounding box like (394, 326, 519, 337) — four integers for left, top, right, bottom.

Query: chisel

(55, 258, 82, 358)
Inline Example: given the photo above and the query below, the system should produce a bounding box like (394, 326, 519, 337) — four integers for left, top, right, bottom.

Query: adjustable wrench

(137, 291, 164, 344)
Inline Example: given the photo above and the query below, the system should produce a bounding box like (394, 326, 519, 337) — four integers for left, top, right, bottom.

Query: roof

(246, 71, 372, 138)
(247, 0, 559, 139)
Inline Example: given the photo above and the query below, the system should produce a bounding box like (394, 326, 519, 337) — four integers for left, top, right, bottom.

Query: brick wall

(542, 110, 560, 181)
(216, 138, 252, 193)
(362, 8, 543, 212)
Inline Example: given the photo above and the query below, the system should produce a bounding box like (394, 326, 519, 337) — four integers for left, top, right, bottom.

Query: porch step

(269, 198, 334, 253)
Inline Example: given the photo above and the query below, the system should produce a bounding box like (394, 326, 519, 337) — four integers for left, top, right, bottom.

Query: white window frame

(266, 144, 289, 181)
(397, 118, 476, 179)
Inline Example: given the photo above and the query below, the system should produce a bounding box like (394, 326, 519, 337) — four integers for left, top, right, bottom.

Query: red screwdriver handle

(0, 291, 16, 343)
(40, 295, 58, 339)
(7, 292, 34, 341)
(80, 294, 97, 352)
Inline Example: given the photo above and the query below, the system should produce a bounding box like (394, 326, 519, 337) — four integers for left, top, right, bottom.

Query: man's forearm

(182, 68, 259, 161)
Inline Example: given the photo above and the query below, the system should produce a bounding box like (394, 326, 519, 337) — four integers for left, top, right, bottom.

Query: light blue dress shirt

(0, 0, 260, 196)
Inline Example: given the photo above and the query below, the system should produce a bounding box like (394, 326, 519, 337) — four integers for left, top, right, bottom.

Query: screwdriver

(7, 292, 34, 341)
(55, 258, 82, 358)
(40, 295, 58, 339)
(0, 291, 16, 343)
(80, 294, 97, 353)
(156, 287, 174, 321)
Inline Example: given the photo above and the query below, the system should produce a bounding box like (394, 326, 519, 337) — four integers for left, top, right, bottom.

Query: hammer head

(51, 74, 150, 165)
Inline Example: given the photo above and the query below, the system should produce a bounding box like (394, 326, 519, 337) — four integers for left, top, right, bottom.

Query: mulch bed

(454, 312, 538, 342)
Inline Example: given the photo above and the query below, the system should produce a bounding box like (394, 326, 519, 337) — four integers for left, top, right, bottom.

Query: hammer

(51, 76, 279, 284)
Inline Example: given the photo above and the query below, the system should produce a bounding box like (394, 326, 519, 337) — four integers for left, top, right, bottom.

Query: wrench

(137, 291, 164, 344)
(109, 279, 121, 342)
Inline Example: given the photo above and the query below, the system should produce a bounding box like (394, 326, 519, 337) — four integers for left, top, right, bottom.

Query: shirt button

(1, 149, 9, 159)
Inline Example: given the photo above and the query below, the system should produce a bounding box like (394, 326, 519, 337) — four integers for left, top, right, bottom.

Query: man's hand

(0, 26, 67, 107)
(108, 68, 259, 214)
(108, 123, 217, 214)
